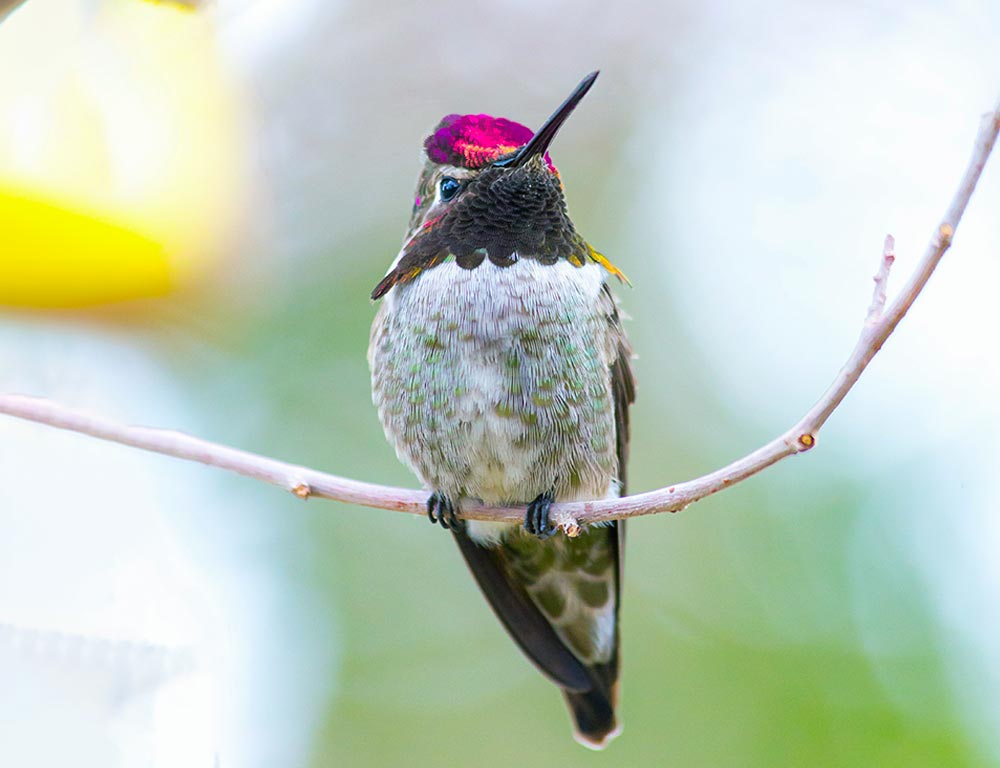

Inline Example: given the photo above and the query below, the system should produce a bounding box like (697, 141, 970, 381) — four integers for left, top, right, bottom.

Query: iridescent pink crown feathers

(424, 114, 556, 172)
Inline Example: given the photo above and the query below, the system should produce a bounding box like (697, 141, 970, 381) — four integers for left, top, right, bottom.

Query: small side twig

(867, 234, 895, 324)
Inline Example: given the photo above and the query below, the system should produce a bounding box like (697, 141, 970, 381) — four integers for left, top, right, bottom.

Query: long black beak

(493, 71, 599, 169)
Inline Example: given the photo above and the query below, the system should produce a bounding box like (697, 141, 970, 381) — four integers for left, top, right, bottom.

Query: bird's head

(372, 72, 626, 300)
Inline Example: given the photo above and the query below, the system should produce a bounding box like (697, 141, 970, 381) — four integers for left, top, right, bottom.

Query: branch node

(797, 433, 816, 451)
(291, 482, 312, 499)
(560, 520, 582, 538)
(939, 223, 954, 247)
(550, 505, 582, 537)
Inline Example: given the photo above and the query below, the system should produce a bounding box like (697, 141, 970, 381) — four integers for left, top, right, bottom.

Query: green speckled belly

(369, 258, 619, 507)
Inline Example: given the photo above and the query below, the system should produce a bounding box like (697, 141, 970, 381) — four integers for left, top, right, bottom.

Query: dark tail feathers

(564, 685, 621, 749)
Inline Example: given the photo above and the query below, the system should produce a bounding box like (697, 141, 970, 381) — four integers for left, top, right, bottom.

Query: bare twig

(1, 99, 998, 531)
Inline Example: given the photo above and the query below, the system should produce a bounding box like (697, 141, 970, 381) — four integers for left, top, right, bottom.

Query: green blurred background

(1, 1, 999, 766)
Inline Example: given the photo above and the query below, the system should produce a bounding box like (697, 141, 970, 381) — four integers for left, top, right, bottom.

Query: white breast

(372, 256, 618, 514)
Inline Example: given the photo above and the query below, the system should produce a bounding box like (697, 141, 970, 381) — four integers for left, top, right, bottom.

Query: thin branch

(1, 100, 998, 534)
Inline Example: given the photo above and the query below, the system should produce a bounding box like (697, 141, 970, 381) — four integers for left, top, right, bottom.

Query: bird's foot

(427, 491, 462, 531)
(524, 489, 557, 539)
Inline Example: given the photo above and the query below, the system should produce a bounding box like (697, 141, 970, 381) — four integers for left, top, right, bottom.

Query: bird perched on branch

(369, 71, 634, 749)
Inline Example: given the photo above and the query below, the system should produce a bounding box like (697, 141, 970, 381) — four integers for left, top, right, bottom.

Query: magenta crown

(424, 114, 556, 172)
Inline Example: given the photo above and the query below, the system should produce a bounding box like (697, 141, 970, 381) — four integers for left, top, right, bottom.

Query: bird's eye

(439, 176, 461, 202)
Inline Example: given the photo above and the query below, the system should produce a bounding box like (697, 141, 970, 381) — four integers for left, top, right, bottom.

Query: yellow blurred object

(0, 0, 243, 307)
(0, 190, 169, 305)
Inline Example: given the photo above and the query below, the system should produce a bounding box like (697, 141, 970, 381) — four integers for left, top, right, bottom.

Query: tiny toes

(427, 492, 462, 531)
(524, 490, 556, 539)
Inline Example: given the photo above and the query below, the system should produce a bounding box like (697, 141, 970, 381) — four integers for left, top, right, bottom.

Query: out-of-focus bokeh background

(1, 0, 999, 765)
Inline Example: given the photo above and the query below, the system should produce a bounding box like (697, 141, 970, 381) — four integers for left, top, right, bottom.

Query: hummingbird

(368, 71, 634, 749)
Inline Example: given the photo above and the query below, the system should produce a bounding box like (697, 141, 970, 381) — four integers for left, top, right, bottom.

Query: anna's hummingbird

(368, 71, 634, 749)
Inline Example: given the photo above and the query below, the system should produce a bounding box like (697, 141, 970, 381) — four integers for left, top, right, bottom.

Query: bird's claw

(524, 490, 556, 539)
(427, 491, 463, 531)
